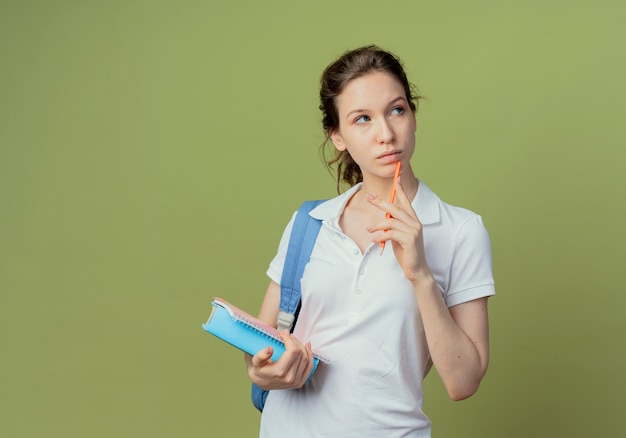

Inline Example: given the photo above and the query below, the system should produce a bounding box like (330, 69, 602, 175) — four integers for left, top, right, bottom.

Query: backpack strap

(276, 200, 324, 332)
(251, 199, 324, 412)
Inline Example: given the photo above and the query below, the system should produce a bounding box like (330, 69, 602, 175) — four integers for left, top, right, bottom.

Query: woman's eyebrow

(345, 96, 407, 120)
(388, 96, 407, 106)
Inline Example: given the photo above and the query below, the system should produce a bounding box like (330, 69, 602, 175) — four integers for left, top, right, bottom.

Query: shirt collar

(412, 180, 441, 225)
(309, 179, 440, 226)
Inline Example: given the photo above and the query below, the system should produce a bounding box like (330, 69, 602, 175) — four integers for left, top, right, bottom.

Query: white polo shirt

(261, 180, 495, 438)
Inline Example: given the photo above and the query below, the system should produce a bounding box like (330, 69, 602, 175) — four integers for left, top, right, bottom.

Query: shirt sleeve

(266, 211, 298, 285)
(444, 214, 496, 307)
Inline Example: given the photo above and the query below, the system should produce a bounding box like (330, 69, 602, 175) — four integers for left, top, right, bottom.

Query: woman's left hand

(367, 178, 432, 283)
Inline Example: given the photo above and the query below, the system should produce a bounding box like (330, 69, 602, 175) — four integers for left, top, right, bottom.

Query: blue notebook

(202, 298, 328, 378)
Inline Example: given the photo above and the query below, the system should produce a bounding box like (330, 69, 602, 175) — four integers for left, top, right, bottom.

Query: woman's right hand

(246, 331, 315, 390)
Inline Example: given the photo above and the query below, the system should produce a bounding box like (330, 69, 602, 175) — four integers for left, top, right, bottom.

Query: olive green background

(1, 1, 624, 436)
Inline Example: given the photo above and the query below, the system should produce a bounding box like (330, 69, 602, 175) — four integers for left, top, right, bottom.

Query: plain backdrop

(1, 1, 625, 436)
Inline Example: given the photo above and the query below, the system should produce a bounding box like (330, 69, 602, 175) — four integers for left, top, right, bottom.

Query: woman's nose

(377, 119, 395, 144)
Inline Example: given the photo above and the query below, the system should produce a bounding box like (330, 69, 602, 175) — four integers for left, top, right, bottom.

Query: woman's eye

(355, 115, 370, 124)
(390, 106, 405, 116)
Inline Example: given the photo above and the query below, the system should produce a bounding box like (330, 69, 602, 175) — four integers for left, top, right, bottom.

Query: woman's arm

(244, 281, 315, 390)
(410, 277, 489, 400)
(367, 179, 490, 400)
(256, 280, 281, 327)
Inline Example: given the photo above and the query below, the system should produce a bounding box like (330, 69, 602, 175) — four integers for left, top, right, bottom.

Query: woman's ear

(330, 130, 346, 151)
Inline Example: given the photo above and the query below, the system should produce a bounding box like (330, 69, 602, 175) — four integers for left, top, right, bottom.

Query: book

(202, 297, 328, 379)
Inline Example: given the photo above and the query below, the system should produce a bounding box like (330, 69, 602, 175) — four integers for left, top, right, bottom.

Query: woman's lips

(378, 151, 401, 163)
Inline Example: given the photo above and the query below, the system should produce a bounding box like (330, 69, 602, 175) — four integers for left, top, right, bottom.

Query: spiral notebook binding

(215, 298, 282, 340)
(232, 315, 281, 344)
(204, 297, 329, 364)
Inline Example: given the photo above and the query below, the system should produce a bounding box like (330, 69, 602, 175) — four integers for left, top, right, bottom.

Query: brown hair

(319, 45, 421, 192)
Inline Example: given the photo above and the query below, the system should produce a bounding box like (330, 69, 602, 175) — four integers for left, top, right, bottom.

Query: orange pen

(380, 161, 402, 255)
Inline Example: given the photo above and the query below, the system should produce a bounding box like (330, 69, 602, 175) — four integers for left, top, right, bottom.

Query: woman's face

(330, 71, 416, 180)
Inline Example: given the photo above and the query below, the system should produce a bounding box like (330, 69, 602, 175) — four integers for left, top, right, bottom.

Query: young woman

(245, 45, 495, 437)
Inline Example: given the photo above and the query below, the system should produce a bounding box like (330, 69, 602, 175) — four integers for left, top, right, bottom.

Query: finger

(366, 193, 392, 215)
(278, 332, 310, 386)
(304, 341, 315, 376)
(252, 346, 274, 368)
(290, 341, 314, 387)
(280, 330, 302, 351)
(370, 228, 411, 248)
(255, 346, 274, 364)
(279, 331, 308, 367)
(394, 177, 412, 210)
(366, 208, 417, 236)
(366, 192, 411, 224)
(299, 342, 314, 378)
(385, 183, 422, 227)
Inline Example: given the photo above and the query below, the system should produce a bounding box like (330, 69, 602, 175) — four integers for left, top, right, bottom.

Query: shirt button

(355, 289, 362, 294)
(352, 247, 359, 255)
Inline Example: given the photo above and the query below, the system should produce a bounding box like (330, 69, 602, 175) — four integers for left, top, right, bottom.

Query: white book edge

(210, 297, 329, 363)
